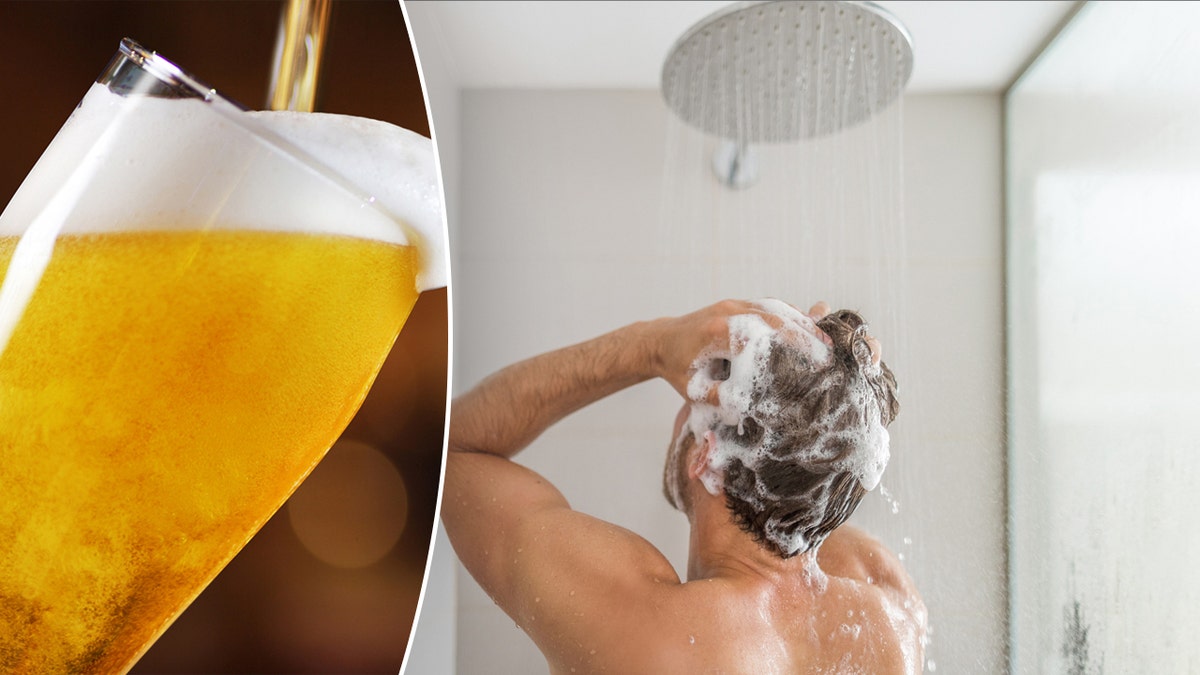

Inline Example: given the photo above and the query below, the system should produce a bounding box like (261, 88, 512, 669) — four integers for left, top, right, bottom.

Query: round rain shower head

(661, 0, 913, 143)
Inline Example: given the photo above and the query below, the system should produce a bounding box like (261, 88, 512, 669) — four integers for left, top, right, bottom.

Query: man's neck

(684, 490, 826, 592)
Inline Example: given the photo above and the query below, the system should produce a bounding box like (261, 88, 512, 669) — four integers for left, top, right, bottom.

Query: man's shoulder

(814, 527, 928, 669)
(818, 526, 911, 590)
(804, 574, 926, 674)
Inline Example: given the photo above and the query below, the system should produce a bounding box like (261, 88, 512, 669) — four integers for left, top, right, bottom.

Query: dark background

(0, 1, 446, 672)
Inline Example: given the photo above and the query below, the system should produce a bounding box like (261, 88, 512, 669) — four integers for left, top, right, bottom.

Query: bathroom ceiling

(416, 0, 1079, 92)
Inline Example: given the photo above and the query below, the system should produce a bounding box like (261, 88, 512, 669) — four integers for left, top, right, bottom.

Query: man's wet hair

(714, 310, 899, 558)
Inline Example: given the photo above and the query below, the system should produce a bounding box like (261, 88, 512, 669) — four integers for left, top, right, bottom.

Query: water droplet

(928, 660, 937, 672)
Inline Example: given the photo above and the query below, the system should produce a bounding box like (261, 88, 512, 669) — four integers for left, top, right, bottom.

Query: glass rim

(99, 38, 417, 247)
(111, 38, 241, 108)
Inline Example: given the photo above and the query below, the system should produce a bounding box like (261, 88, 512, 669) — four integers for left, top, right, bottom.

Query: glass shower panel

(1008, 2, 1200, 672)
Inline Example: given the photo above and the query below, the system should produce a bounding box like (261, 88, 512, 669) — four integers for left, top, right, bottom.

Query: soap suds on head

(671, 300, 899, 558)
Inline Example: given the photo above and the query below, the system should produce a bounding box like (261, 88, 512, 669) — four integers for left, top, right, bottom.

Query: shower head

(661, 1, 913, 143)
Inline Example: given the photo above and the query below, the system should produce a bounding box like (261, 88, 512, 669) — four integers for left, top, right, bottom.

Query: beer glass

(0, 39, 430, 673)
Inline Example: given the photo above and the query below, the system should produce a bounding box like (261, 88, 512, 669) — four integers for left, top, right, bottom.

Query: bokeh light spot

(287, 439, 408, 569)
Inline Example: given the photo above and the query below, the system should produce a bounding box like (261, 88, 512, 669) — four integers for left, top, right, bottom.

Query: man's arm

(443, 318, 674, 596)
(442, 301, 769, 663)
(449, 320, 660, 461)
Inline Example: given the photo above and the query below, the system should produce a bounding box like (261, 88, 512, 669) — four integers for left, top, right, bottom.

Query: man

(444, 299, 926, 673)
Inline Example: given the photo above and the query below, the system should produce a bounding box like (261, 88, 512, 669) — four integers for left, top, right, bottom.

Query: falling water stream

(657, 1, 934, 669)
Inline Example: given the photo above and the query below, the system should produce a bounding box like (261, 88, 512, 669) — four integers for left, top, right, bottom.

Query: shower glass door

(1007, 2, 1200, 671)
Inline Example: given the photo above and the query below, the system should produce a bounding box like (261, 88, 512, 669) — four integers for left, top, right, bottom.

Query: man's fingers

(866, 336, 882, 365)
(807, 301, 831, 321)
(686, 379, 722, 406)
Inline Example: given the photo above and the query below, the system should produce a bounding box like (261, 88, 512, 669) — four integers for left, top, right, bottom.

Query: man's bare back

(536, 531, 921, 674)
(444, 300, 925, 673)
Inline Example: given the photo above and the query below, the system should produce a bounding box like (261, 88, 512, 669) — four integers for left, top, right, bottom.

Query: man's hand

(647, 299, 836, 401)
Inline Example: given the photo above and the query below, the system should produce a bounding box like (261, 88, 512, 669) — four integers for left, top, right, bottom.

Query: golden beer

(0, 37, 445, 671)
(0, 229, 419, 672)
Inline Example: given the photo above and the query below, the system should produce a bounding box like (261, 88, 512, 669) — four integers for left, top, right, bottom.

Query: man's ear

(690, 430, 724, 495)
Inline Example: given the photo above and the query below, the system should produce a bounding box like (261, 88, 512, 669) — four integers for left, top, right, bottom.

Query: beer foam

(0, 83, 447, 290)
(678, 300, 891, 556)
(248, 111, 447, 291)
(0, 83, 446, 359)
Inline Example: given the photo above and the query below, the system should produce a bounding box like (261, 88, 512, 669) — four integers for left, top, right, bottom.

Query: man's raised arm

(448, 299, 766, 459)
(448, 320, 660, 461)
(441, 302, 770, 659)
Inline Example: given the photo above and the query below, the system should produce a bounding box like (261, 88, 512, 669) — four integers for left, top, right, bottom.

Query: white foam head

(0, 83, 447, 360)
(0, 84, 447, 290)
(250, 110, 447, 291)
